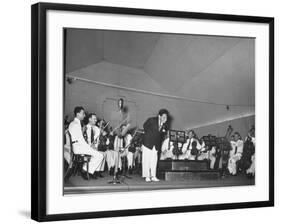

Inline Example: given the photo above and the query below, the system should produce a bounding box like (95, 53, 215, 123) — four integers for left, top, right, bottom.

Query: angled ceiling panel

(176, 39, 255, 106)
(144, 34, 242, 93)
(103, 30, 160, 68)
(65, 29, 103, 73)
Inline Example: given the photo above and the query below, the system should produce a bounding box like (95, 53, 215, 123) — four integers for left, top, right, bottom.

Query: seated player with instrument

(63, 128, 71, 165)
(209, 145, 218, 169)
(124, 130, 134, 174)
(245, 127, 255, 177)
(123, 128, 144, 174)
(179, 130, 201, 160)
(172, 142, 183, 159)
(104, 127, 119, 176)
(160, 131, 175, 160)
(132, 134, 143, 173)
(228, 132, 244, 175)
(197, 138, 209, 161)
(84, 113, 106, 178)
(68, 107, 104, 180)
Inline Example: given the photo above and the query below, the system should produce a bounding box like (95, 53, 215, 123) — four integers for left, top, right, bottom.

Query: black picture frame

(31, 2, 274, 222)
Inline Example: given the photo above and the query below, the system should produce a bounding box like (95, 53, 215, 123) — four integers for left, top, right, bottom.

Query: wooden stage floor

(64, 172, 255, 195)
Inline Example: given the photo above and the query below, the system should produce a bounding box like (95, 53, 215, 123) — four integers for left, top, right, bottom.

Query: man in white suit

(84, 113, 106, 178)
(228, 132, 244, 175)
(179, 130, 201, 160)
(68, 106, 104, 180)
(160, 131, 175, 160)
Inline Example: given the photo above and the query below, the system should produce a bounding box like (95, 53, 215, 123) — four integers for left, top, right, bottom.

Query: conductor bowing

(142, 109, 169, 182)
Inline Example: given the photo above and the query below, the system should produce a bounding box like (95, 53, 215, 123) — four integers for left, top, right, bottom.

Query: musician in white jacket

(179, 130, 201, 160)
(84, 114, 106, 176)
(68, 107, 104, 179)
(124, 132, 134, 172)
(63, 129, 71, 165)
(197, 139, 209, 161)
(228, 132, 244, 175)
(160, 131, 175, 160)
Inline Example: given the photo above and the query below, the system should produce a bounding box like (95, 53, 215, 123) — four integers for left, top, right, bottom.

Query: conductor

(142, 109, 169, 182)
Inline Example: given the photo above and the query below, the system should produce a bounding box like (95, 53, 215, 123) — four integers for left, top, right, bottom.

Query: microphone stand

(108, 127, 143, 185)
(108, 137, 132, 185)
(108, 149, 122, 184)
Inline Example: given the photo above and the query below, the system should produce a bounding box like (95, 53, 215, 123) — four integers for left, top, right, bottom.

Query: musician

(133, 136, 143, 173)
(63, 129, 71, 165)
(246, 154, 255, 177)
(179, 130, 201, 160)
(85, 113, 99, 145)
(124, 130, 134, 174)
(84, 114, 107, 178)
(209, 145, 218, 169)
(228, 132, 244, 175)
(245, 127, 255, 176)
(172, 142, 183, 159)
(105, 129, 119, 175)
(142, 109, 169, 182)
(68, 106, 104, 180)
(197, 138, 209, 161)
(110, 98, 131, 137)
(160, 131, 175, 160)
(113, 125, 127, 172)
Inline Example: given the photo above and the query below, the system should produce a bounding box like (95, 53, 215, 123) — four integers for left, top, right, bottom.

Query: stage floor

(64, 172, 255, 195)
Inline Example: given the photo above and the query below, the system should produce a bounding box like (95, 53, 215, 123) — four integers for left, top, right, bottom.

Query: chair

(64, 131, 91, 181)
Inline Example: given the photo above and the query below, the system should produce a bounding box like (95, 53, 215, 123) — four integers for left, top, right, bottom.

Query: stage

(64, 172, 255, 195)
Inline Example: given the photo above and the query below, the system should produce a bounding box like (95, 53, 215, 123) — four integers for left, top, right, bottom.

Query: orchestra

(64, 103, 255, 182)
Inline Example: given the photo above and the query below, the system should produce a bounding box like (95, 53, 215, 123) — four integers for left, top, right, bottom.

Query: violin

(172, 143, 183, 157)
(190, 141, 199, 156)
(96, 119, 110, 152)
(97, 133, 108, 152)
(124, 128, 144, 153)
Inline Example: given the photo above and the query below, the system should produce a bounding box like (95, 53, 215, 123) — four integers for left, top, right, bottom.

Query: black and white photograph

(0, 0, 279, 223)
(30, 2, 274, 221)
(63, 28, 256, 194)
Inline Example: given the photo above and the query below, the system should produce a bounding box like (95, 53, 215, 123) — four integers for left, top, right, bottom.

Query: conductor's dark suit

(142, 117, 162, 151)
(142, 116, 166, 179)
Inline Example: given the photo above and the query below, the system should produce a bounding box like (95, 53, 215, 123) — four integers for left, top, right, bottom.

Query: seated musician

(133, 138, 142, 172)
(84, 113, 106, 178)
(179, 130, 201, 160)
(63, 128, 71, 165)
(228, 132, 244, 175)
(160, 131, 175, 160)
(124, 130, 135, 174)
(209, 145, 218, 169)
(246, 154, 255, 177)
(197, 138, 209, 160)
(245, 127, 255, 177)
(104, 127, 119, 175)
(68, 107, 104, 180)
